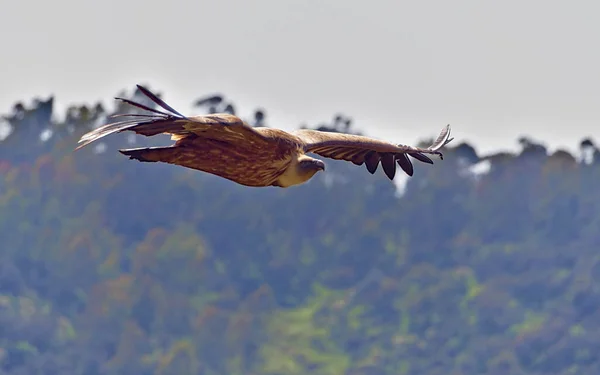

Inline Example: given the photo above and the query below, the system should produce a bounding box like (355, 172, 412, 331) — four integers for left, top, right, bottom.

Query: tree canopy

(1, 85, 599, 374)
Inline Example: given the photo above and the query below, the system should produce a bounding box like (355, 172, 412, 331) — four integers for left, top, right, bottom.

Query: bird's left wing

(294, 125, 453, 179)
(76, 84, 270, 150)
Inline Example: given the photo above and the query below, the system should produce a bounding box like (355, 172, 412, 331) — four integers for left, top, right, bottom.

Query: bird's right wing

(294, 125, 453, 179)
(76, 85, 270, 150)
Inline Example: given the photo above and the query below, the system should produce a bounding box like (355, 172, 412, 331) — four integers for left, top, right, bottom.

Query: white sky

(2, 0, 599, 156)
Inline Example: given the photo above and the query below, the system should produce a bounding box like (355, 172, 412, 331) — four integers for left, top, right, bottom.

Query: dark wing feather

(135, 84, 186, 118)
(294, 125, 453, 180)
(380, 153, 396, 180)
(364, 151, 380, 174)
(396, 153, 414, 176)
(75, 84, 270, 150)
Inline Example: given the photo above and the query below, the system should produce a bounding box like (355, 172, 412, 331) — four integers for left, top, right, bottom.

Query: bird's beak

(316, 160, 326, 171)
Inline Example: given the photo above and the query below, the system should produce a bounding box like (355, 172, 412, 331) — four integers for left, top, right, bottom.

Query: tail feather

(119, 146, 176, 163)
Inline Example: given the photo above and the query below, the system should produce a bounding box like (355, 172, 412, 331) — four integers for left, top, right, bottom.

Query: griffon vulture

(76, 85, 454, 188)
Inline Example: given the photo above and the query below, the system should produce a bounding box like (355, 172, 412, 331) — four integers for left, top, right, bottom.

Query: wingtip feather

(427, 124, 453, 151)
(134, 84, 187, 118)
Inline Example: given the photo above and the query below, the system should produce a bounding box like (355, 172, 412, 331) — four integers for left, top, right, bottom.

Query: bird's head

(297, 155, 326, 179)
(274, 154, 325, 188)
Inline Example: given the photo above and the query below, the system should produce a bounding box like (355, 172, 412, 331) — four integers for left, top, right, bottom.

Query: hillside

(1, 85, 600, 375)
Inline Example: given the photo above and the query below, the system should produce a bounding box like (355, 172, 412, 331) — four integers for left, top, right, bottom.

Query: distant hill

(1, 86, 599, 375)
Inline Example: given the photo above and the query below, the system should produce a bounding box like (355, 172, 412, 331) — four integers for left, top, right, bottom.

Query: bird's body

(120, 126, 313, 187)
(76, 85, 453, 188)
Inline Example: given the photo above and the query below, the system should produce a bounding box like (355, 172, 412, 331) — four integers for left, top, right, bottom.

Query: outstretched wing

(75, 84, 270, 150)
(294, 125, 453, 179)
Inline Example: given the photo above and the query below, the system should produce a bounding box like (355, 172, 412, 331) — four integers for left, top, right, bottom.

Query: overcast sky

(2, 0, 599, 156)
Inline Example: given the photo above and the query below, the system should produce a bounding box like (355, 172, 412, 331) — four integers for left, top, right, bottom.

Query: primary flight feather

(76, 85, 454, 188)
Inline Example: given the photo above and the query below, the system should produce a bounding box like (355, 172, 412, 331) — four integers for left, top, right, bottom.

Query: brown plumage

(76, 85, 454, 188)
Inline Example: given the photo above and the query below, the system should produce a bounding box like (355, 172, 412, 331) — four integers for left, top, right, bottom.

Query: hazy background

(4, 1, 600, 374)
(3, 0, 599, 155)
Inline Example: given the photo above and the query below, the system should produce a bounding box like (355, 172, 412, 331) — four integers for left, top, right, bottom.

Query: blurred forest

(1, 85, 600, 375)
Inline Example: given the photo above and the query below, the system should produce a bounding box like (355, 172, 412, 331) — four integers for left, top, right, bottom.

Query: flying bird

(76, 85, 454, 188)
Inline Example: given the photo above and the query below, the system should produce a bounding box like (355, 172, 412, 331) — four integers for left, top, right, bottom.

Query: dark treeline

(1, 85, 600, 375)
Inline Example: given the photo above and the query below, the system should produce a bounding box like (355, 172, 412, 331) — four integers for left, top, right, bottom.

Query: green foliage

(1, 87, 600, 374)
